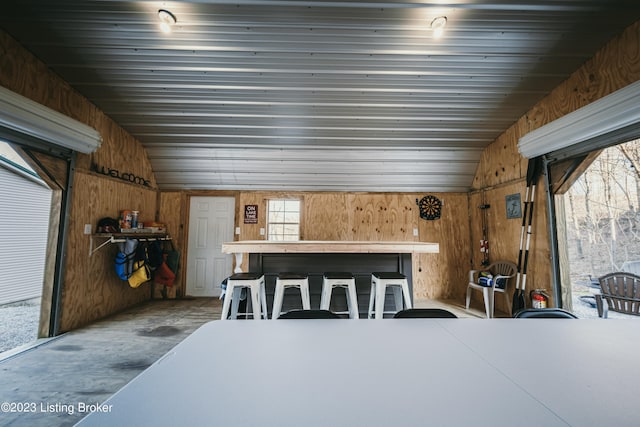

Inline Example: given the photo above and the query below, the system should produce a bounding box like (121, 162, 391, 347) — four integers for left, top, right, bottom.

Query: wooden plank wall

(1, 31, 159, 332)
(61, 173, 157, 331)
(155, 191, 188, 299)
(164, 191, 471, 302)
(160, 191, 470, 303)
(470, 20, 640, 310)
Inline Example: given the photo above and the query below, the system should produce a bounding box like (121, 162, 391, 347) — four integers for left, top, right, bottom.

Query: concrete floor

(0, 297, 483, 426)
(0, 298, 221, 426)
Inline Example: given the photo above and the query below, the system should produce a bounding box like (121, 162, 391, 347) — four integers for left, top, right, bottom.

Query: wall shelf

(90, 233, 171, 256)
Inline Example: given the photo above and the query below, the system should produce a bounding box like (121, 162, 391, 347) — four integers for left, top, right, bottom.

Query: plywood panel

(59, 172, 158, 332)
(528, 21, 640, 130)
(88, 117, 156, 188)
(156, 191, 186, 299)
(347, 194, 418, 241)
(474, 128, 523, 190)
(13, 147, 68, 190)
(304, 193, 349, 240)
(414, 193, 470, 301)
(38, 188, 61, 337)
(237, 192, 270, 241)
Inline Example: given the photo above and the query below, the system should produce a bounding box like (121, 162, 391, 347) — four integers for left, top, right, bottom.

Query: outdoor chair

(596, 272, 640, 318)
(466, 260, 517, 318)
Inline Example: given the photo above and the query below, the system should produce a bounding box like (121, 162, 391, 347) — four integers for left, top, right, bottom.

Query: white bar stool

(221, 273, 268, 320)
(321, 272, 359, 319)
(272, 272, 311, 320)
(368, 272, 412, 319)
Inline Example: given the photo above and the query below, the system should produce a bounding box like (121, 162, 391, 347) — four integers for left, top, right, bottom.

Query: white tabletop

(77, 319, 640, 427)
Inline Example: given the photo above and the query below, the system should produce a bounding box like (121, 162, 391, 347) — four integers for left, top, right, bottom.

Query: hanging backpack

(114, 239, 138, 280)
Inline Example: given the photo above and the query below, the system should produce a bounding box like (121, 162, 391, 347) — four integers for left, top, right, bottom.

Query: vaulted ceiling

(2, 1, 639, 192)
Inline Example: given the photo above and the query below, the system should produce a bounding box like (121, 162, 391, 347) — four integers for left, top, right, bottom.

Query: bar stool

(221, 273, 268, 320)
(321, 272, 359, 319)
(368, 272, 412, 319)
(272, 272, 311, 320)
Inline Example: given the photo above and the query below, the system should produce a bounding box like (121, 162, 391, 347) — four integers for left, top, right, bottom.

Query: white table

(77, 319, 640, 427)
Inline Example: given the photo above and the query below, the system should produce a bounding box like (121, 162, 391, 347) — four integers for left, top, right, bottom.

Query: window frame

(266, 198, 302, 241)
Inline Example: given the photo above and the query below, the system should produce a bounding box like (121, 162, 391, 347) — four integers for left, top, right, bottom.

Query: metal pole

(543, 155, 563, 307)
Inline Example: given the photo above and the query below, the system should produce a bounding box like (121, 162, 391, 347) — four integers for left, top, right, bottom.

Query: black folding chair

(393, 308, 458, 318)
(277, 309, 341, 319)
(513, 308, 577, 319)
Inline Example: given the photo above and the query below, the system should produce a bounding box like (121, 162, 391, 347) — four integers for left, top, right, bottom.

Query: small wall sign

(506, 193, 522, 219)
(244, 204, 258, 224)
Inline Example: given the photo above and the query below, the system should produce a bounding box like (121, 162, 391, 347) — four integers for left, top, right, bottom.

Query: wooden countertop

(221, 240, 439, 254)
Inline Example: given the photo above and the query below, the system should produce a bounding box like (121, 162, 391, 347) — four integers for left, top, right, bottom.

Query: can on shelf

(131, 210, 139, 229)
(120, 210, 133, 229)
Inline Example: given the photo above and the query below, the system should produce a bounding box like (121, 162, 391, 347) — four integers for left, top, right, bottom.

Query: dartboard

(416, 195, 442, 220)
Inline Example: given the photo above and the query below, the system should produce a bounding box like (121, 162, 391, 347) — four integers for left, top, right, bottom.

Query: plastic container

(120, 210, 133, 229)
(530, 289, 549, 309)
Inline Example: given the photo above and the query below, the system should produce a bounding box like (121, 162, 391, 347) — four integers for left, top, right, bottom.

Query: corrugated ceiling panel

(1, 1, 639, 191)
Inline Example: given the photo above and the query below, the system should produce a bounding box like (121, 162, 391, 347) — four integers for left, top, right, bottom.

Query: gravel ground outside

(571, 279, 637, 319)
(0, 298, 40, 353)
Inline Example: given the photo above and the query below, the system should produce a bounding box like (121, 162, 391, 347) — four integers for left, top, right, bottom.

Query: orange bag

(154, 259, 176, 287)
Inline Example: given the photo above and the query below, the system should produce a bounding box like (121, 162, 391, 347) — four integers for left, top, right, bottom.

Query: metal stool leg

(346, 281, 359, 319)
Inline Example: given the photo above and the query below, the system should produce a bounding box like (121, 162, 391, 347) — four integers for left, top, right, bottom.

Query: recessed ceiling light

(158, 9, 177, 33)
(431, 16, 447, 39)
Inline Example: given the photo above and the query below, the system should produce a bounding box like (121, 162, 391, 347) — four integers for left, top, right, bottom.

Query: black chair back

(393, 308, 458, 318)
(278, 309, 341, 319)
(513, 308, 577, 319)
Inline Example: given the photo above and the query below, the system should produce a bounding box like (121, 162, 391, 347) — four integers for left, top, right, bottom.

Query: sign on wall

(506, 193, 522, 219)
(244, 204, 258, 224)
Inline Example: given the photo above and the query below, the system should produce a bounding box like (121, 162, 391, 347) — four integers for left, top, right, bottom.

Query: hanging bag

(128, 260, 151, 288)
(154, 254, 176, 287)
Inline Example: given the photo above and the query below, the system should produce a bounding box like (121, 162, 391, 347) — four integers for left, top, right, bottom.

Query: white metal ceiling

(2, 1, 639, 192)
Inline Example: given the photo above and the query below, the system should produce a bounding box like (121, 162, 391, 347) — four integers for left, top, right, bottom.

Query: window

(267, 199, 300, 241)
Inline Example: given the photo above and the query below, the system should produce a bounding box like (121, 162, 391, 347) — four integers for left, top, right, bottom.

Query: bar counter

(221, 240, 439, 317)
(222, 239, 438, 254)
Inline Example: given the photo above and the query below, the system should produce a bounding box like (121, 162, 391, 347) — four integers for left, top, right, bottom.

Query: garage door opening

(560, 138, 640, 318)
(0, 140, 52, 353)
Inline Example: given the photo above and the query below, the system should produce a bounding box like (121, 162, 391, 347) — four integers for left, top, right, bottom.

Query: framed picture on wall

(506, 193, 522, 219)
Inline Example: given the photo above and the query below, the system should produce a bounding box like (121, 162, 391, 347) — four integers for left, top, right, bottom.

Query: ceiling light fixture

(430, 16, 447, 39)
(158, 9, 177, 33)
